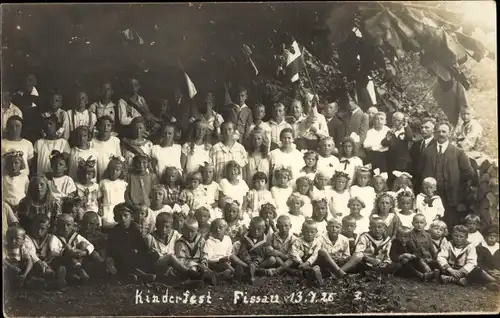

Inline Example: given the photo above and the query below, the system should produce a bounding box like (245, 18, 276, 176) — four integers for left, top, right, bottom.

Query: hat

(483, 225, 499, 236)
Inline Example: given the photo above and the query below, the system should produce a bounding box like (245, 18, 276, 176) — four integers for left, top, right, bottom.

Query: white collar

(350, 107, 359, 115)
(2, 103, 16, 111)
(481, 242, 499, 255)
(437, 140, 449, 152)
(30, 87, 39, 97)
(423, 136, 434, 146)
(393, 126, 405, 135)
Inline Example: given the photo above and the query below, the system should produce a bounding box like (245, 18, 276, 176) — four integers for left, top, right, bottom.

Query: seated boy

(286, 219, 324, 286)
(342, 217, 395, 276)
(266, 215, 297, 275)
(134, 203, 156, 237)
(341, 215, 358, 255)
(317, 218, 351, 278)
(194, 206, 211, 239)
(4, 226, 37, 288)
(463, 214, 485, 248)
(476, 225, 500, 289)
(202, 218, 235, 281)
(407, 214, 439, 276)
(236, 217, 277, 283)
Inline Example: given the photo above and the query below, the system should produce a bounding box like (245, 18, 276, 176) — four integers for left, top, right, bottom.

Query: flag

(223, 82, 233, 105)
(184, 72, 197, 99)
(241, 44, 259, 76)
(283, 39, 305, 83)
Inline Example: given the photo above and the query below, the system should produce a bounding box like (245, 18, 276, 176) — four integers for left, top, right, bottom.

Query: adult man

(329, 96, 369, 161)
(409, 118, 437, 193)
(418, 122, 475, 230)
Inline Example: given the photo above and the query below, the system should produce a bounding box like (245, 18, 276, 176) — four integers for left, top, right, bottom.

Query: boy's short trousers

(208, 260, 233, 272)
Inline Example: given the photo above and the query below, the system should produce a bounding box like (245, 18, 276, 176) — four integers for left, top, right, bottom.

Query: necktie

(439, 145, 443, 154)
(420, 141, 425, 153)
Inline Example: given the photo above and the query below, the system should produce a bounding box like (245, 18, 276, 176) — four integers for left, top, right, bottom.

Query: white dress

(397, 211, 415, 229)
(268, 148, 305, 184)
(76, 182, 102, 214)
(90, 136, 122, 181)
(34, 138, 70, 174)
(353, 215, 371, 235)
(317, 155, 340, 180)
(99, 178, 128, 227)
(68, 147, 99, 181)
(350, 186, 376, 217)
(49, 175, 77, 202)
(328, 190, 350, 219)
(151, 144, 182, 177)
(415, 193, 445, 229)
(182, 142, 211, 174)
(149, 205, 174, 224)
(244, 189, 275, 219)
(314, 220, 328, 237)
(2, 174, 29, 206)
(467, 231, 485, 247)
(297, 193, 313, 218)
(337, 156, 363, 186)
(271, 186, 293, 216)
(288, 213, 306, 236)
(218, 178, 249, 209)
(1, 138, 34, 176)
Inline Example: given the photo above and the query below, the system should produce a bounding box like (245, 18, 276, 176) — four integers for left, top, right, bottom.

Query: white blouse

(364, 126, 390, 152)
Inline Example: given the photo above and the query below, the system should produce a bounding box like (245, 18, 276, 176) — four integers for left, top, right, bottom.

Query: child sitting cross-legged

(201, 218, 235, 282)
(4, 226, 38, 289)
(407, 214, 440, 280)
(266, 215, 297, 275)
(235, 217, 278, 283)
(317, 218, 351, 279)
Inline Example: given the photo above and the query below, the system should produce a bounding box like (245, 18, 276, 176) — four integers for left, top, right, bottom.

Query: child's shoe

(422, 271, 435, 282)
(104, 257, 117, 275)
(55, 266, 67, 290)
(216, 269, 234, 281)
(263, 268, 277, 277)
(457, 277, 467, 286)
(175, 279, 205, 291)
(201, 269, 217, 286)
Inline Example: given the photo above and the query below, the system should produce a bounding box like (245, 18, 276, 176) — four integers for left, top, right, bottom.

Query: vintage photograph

(1, 1, 498, 316)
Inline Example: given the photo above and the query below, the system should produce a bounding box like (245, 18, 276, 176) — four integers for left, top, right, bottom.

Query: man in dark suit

(328, 96, 369, 161)
(409, 118, 437, 193)
(418, 121, 475, 230)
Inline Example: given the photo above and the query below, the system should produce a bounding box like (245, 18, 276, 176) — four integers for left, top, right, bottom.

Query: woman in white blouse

(363, 112, 390, 172)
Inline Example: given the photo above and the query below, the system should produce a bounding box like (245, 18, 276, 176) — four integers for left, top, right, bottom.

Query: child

(47, 150, 76, 202)
(287, 220, 324, 286)
(90, 116, 122, 181)
(151, 123, 183, 178)
(294, 176, 314, 218)
(397, 190, 416, 229)
(437, 225, 481, 286)
(363, 112, 390, 173)
(46, 93, 70, 140)
(244, 103, 271, 149)
(144, 212, 182, 275)
(199, 92, 224, 143)
(454, 107, 482, 152)
(328, 171, 351, 219)
(317, 218, 351, 278)
(2, 150, 29, 209)
(341, 215, 358, 255)
(429, 219, 450, 254)
(2, 90, 23, 133)
(237, 217, 277, 282)
(1, 116, 34, 176)
(163, 166, 182, 210)
(224, 201, 247, 244)
(134, 203, 156, 237)
(68, 126, 99, 181)
(50, 214, 94, 284)
(312, 171, 333, 200)
(342, 217, 394, 275)
(269, 128, 305, 185)
(337, 137, 363, 186)
(125, 154, 158, 207)
(121, 117, 153, 168)
(464, 214, 485, 247)
(33, 114, 70, 174)
(408, 214, 440, 277)
(299, 151, 319, 181)
(316, 138, 340, 181)
(390, 226, 438, 281)
(67, 92, 97, 134)
(202, 218, 235, 281)
(260, 203, 278, 237)
(223, 86, 252, 142)
(372, 169, 389, 196)
(181, 120, 212, 175)
(271, 166, 294, 216)
(194, 207, 212, 239)
(391, 171, 414, 196)
(180, 171, 211, 215)
(268, 102, 293, 150)
(242, 172, 274, 219)
(243, 127, 271, 187)
(89, 81, 117, 121)
(288, 99, 306, 137)
(286, 193, 307, 236)
(415, 177, 444, 228)
(4, 226, 36, 288)
(18, 175, 61, 232)
(99, 156, 128, 229)
(75, 158, 101, 220)
(200, 162, 220, 219)
(350, 166, 376, 216)
(149, 184, 177, 221)
(476, 225, 500, 282)
(347, 197, 370, 235)
(371, 193, 401, 239)
(266, 215, 297, 275)
(218, 161, 249, 211)
(107, 203, 154, 282)
(311, 199, 330, 236)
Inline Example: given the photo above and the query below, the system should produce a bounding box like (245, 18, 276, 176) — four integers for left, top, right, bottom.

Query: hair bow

(50, 150, 63, 159)
(274, 164, 292, 172)
(396, 186, 414, 196)
(339, 158, 350, 170)
(393, 171, 412, 179)
(373, 168, 388, 180)
(223, 197, 239, 206)
(3, 149, 24, 158)
(110, 155, 125, 162)
(357, 163, 372, 172)
(78, 156, 96, 168)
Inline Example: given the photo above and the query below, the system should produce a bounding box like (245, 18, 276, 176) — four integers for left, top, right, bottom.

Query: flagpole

(300, 46, 319, 108)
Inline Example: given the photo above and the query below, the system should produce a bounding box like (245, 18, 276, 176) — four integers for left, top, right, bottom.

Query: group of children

(2, 80, 498, 292)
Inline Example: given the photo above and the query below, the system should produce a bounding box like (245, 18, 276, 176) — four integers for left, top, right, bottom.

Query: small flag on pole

(184, 72, 197, 98)
(283, 38, 305, 83)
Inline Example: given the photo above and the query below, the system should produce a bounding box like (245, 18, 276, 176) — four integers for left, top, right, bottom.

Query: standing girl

(311, 171, 333, 203)
(125, 154, 158, 207)
(1, 116, 34, 176)
(316, 137, 340, 180)
(68, 126, 99, 181)
(33, 114, 70, 175)
(148, 184, 177, 221)
(244, 127, 271, 187)
(311, 198, 330, 236)
(200, 162, 220, 218)
(328, 171, 351, 219)
(163, 166, 182, 212)
(350, 166, 377, 217)
(90, 116, 122, 182)
(99, 156, 128, 229)
(370, 193, 401, 239)
(47, 150, 76, 202)
(337, 137, 363, 186)
(75, 158, 102, 221)
(2, 150, 29, 210)
(151, 123, 182, 178)
(294, 176, 314, 218)
(372, 169, 389, 196)
(67, 91, 97, 135)
(396, 190, 416, 229)
(271, 166, 294, 216)
(181, 120, 212, 175)
(242, 171, 274, 219)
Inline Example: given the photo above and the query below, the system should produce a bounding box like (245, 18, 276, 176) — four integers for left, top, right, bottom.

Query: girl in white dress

(218, 161, 249, 215)
(179, 171, 212, 215)
(311, 171, 333, 203)
(181, 120, 212, 176)
(244, 127, 271, 187)
(337, 137, 363, 187)
(242, 171, 275, 219)
(396, 190, 416, 229)
(372, 169, 389, 196)
(268, 128, 304, 186)
(311, 198, 329, 236)
(148, 185, 176, 222)
(47, 150, 76, 202)
(271, 166, 294, 216)
(2, 150, 29, 209)
(347, 197, 370, 235)
(350, 166, 376, 217)
(294, 176, 314, 218)
(286, 193, 306, 236)
(200, 162, 221, 220)
(151, 123, 182, 179)
(316, 137, 340, 180)
(120, 116, 153, 170)
(34, 114, 70, 174)
(99, 156, 128, 228)
(298, 151, 319, 182)
(75, 157, 102, 222)
(2, 115, 34, 176)
(68, 126, 99, 181)
(328, 171, 351, 219)
(91, 116, 122, 182)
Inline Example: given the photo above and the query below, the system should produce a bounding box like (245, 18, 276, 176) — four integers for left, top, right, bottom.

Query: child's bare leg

(318, 250, 346, 277)
(256, 257, 278, 276)
(340, 253, 363, 273)
(230, 255, 248, 268)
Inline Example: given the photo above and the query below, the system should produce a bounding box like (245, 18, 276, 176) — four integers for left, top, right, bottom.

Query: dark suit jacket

(410, 137, 436, 191)
(418, 143, 475, 207)
(328, 108, 369, 159)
